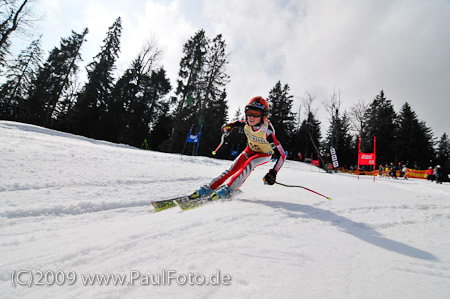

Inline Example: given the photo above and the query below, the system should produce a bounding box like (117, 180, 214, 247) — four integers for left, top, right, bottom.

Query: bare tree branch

(0, 0, 29, 51)
(323, 89, 342, 121)
(349, 98, 369, 135)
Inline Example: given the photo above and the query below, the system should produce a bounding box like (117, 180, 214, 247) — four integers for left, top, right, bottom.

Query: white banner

(330, 147, 339, 168)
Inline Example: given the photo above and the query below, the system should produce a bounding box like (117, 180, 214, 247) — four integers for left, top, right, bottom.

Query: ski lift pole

(212, 133, 227, 155)
(274, 181, 332, 200)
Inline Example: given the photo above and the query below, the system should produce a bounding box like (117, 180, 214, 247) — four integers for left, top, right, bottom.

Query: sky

(13, 0, 450, 138)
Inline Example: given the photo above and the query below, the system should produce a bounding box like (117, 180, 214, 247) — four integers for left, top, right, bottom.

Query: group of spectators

(377, 162, 443, 184)
(378, 162, 408, 179)
(427, 165, 443, 184)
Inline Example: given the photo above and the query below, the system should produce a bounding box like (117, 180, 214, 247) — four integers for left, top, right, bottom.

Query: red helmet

(245, 96, 269, 122)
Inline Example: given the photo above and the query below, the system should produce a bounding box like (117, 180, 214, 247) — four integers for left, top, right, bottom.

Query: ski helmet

(245, 96, 269, 122)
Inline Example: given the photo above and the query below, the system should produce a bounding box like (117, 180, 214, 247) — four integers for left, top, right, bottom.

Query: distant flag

(181, 123, 203, 157)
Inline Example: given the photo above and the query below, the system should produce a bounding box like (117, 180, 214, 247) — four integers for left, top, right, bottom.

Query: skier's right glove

(263, 169, 277, 185)
(221, 123, 233, 134)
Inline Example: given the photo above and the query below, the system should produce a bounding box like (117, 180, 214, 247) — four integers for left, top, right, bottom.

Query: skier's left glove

(263, 169, 277, 185)
(221, 123, 233, 134)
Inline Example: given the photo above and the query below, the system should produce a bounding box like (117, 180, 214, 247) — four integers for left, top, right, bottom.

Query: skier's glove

(263, 169, 277, 185)
(221, 123, 233, 133)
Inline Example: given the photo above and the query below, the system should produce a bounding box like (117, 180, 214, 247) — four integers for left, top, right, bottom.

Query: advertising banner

(358, 152, 376, 165)
(330, 146, 339, 168)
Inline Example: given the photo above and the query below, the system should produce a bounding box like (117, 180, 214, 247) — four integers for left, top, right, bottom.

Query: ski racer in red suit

(191, 96, 286, 200)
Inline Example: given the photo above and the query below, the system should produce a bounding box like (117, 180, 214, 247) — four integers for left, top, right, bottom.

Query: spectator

(426, 166, 435, 182)
(435, 165, 442, 184)
(402, 165, 408, 180)
(378, 164, 385, 177)
(389, 163, 397, 179)
(398, 162, 404, 177)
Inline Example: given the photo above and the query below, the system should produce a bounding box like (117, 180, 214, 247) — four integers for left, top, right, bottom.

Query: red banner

(311, 153, 320, 166)
(358, 136, 376, 181)
(358, 153, 376, 165)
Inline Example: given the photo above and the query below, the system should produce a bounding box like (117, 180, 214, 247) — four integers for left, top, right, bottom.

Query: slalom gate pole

(274, 181, 332, 200)
(212, 133, 227, 155)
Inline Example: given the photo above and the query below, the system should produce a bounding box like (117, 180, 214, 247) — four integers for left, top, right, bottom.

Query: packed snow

(1, 120, 450, 299)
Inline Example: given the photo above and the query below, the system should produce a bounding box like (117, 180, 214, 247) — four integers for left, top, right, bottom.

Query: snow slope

(1, 120, 450, 299)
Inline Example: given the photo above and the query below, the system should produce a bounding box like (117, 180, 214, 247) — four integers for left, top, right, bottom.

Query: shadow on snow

(243, 199, 439, 262)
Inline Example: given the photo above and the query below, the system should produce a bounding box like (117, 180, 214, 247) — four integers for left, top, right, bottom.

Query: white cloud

(33, 0, 195, 88)
(119, 0, 196, 80)
(202, 1, 302, 114)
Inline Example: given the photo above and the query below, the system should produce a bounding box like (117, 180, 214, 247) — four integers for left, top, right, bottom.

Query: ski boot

(189, 185, 213, 199)
(209, 185, 233, 201)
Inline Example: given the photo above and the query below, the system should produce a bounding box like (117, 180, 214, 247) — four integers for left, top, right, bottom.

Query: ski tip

(327, 197, 332, 201)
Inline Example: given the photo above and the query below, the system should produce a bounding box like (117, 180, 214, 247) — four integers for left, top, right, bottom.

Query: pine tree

(395, 102, 416, 163)
(170, 30, 230, 155)
(292, 112, 321, 161)
(169, 29, 209, 153)
(70, 17, 122, 138)
(24, 29, 88, 126)
(323, 91, 354, 167)
(395, 102, 435, 167)
(102, 42, 170, 146)
(293, 92, 322, 163)
(416, 120, 435, 168)
(436, 133, 450, 181)
(362, 90, 397, 164)
(202, 34, 230, 106)
(324, 114, 354, 167)
(148, 101, 173, 151)
(174, 29, 208, 115)
(200, 90, 228, 157)
(0, 36, 42, 120)
(102, 63, 136, 142)
(117, 67, 171, 147)
(267, 81, 296, 147)
(52, 75, 82, 131)
(198, 34, 230, 156)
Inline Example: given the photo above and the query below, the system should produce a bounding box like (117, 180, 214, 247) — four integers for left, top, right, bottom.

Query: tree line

(1, 2, 449, 180)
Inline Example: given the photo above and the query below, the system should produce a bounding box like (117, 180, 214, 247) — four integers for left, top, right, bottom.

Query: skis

(151, 197, 183, 212)
(151, 195, 213, 212)
(151, 189, 242, 212)
(175, 196, 210, 211)
(151, 195, 209, 212)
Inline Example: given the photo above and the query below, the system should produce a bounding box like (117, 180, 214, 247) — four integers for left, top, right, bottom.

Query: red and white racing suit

(208, 119, 286, 191)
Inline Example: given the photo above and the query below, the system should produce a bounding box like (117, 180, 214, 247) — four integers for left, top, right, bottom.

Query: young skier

(190, 96, 286, 200)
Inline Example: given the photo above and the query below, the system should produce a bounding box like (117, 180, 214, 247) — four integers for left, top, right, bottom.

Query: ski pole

(212, 133, 226, 155)
(274, 181, 332, 200)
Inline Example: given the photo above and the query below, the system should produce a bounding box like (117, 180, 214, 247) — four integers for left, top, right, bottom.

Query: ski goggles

(245, 109, 263, 118)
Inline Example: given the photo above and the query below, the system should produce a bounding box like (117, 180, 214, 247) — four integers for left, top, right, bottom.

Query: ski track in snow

(1, 120, 450, 299)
